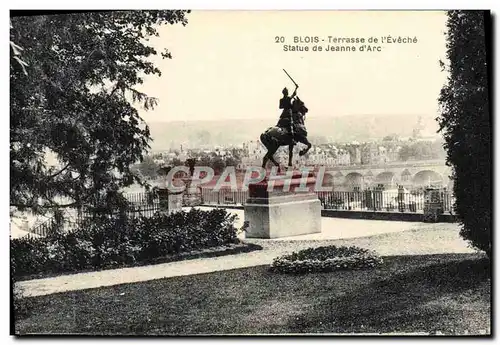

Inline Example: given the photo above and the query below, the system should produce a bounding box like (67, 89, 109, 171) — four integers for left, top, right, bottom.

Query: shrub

(437, 11, 491, 256)
(12, 283, 33, 322)
(11, 208, 241, 279)
(270, 245, 383, 274)
(11, 258, 33, 322)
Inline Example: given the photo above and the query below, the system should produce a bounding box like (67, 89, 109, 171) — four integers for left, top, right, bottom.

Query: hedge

(11, 208, 242, 279)
(437, 11, 491, 256)
(270, 245, 383, 274)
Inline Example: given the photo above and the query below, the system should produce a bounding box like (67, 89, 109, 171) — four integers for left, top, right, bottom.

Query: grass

(15, 253, 490, 335)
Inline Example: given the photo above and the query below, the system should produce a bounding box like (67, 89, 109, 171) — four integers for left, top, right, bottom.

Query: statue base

(167, 192, 184, 214)
(183, 194, 203, 207)
(423, 187, 444, 223)
(157, 189, 184, 215)
(244, 171, 322, 239)
(182, 178, 203, 207)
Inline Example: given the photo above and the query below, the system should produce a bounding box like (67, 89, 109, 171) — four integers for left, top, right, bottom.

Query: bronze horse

(260, 97, 312, 169)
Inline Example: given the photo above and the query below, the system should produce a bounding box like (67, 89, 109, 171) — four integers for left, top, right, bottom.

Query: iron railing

(200, 188, 455, 214)
(316, 190, 425, 212)
(200, 188, 248, 206)
(25, 192, 162, 237)
(21, 188, 455, 239)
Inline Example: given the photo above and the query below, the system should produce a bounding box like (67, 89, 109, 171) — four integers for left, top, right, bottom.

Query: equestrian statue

(260, 69, 312, 169)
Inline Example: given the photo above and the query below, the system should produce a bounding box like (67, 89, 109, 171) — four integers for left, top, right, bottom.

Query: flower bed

(11, 208, 251, 279)
(270, 245, 383, 274)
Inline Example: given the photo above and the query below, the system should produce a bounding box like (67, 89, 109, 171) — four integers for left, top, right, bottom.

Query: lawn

(15, 253, 490, 335)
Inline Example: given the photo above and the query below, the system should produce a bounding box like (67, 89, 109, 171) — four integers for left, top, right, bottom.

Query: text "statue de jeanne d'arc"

(280, 35, 419, 52)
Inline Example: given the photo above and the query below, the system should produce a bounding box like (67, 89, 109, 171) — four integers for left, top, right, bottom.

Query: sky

(136, 10, 449, 123)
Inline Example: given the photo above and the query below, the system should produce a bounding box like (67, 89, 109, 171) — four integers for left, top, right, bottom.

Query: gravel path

(17, 219, 475, 298)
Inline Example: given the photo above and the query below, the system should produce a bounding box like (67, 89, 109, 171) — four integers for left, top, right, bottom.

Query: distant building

(361, 143, 378, 165)
(334, 149, 350, 166)
(412, 115, 425, 139)
(346, 143, 361, 165)
(239, 140, 267, 168)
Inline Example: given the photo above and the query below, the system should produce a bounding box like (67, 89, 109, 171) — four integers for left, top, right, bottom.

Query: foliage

(190, 153, 241, 174)
(169, 157, 183, 166)
(398, 141, 447, 161)
(270, 245, 382, 274)
(383, 134, 399, 141)
(211, 157, 226, 174)
(12, 284, 34, 323)
(223, 156, 239, 168)
(10, 11, 189, 214)
(11, 251, 34, 322)
(11, 208, 241, 278)
(133, 155, 161, 179)
(437, 11, 491, 256)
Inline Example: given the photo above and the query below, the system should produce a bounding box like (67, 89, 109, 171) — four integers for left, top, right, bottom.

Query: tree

(437, 11, 491, 256)
(383, 134, 399, 142)
(212, 157, 226, 175)
(224, 156, 239, 168)
(171, 158, 183, 166)
(135, 156, 160, 180)
(231, 148, 245, 162)
(197, 130, 212, 146)
(431, 140, 447, 160)
(411, 142, 432, 160)
(398, 145, 413, 161)
(10, 11, 189, 214)
(197, 154, 212, 168)
(397, 141, 446, 161)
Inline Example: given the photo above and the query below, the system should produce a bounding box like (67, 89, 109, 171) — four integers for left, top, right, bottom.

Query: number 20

(275, 36, 285, 43)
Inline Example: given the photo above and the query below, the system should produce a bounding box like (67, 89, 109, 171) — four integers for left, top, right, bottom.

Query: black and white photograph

(9, 7, 492, 336)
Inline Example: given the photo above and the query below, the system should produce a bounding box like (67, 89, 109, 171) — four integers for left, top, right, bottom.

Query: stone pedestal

(182, 178, 203, 207)
(423, 187, 443, 222)
(157, 188, 184, 215)
(244, 170, 322, 239)
(167, 191, 184, 214)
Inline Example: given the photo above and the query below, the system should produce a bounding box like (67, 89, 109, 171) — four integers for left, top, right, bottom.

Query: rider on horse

(259, 70, 312, 169)
(277, 85, 298, 144)
(260, 85, 311, 169)
(291, 96, 308, 138)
